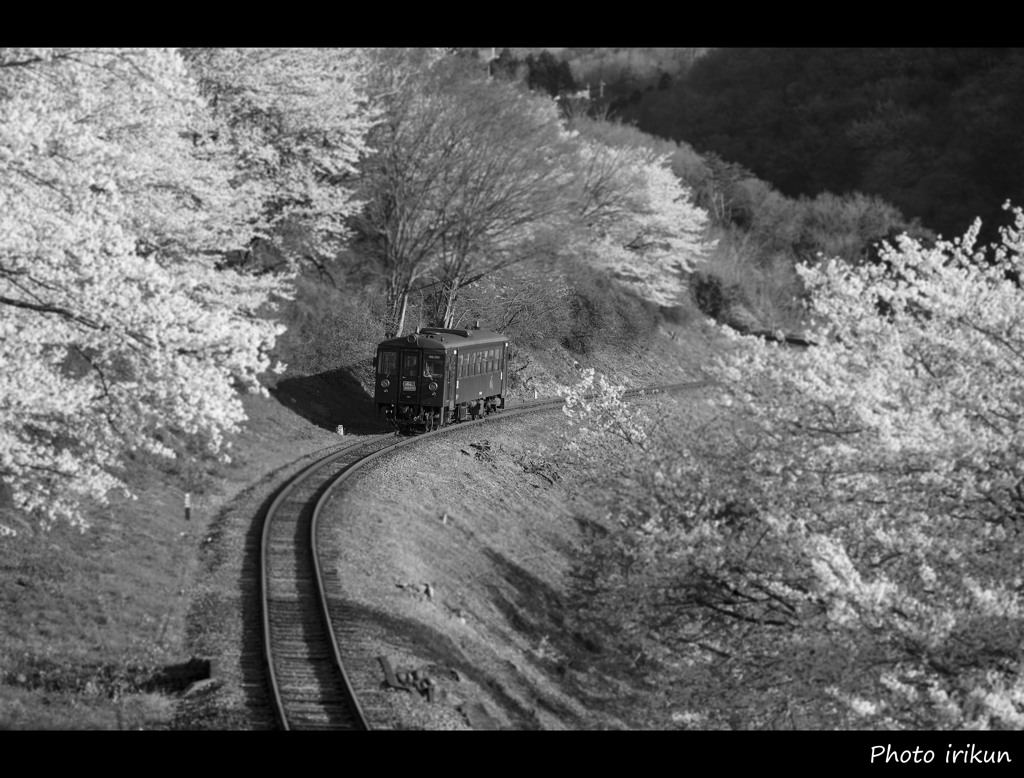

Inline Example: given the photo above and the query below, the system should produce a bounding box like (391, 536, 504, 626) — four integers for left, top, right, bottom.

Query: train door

(446, 351, 456, 407)
(400, 349, 420, 404)
(500, 343, 507, 398)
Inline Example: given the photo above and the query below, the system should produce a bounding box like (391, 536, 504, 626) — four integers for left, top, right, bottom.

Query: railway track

(260, 434, 394, 730)
(259, 380, 712, 730)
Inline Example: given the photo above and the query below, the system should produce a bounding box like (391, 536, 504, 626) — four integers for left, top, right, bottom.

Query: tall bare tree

(354, 53, 575, 335)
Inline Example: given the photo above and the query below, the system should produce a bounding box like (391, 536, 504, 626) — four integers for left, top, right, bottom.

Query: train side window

(378, 351, 397, 376)
(473, 351, 481, 375)
(488, 348, 496, 372)
(458, 354, 464, 378)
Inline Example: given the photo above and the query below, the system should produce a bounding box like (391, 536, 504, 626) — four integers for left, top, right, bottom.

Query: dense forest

(621, 47, 1024, 243)
(0, 46, 961, 528)
(471, 48, 1024, 246)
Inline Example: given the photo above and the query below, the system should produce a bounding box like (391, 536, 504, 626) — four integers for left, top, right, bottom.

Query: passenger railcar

(373, 326, 509, 431)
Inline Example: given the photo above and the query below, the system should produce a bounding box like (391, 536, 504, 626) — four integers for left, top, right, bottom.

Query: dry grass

(321, 416, 639, 729)
(511, 316, 729, 400)
(0, 392, 344, 730)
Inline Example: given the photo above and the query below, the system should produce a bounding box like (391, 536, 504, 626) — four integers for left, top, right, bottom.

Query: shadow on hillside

(269, 366, 391, 435)
(330, 600, 541, 730)
(482, 548, 567, 639)
(480, 548, 602, 725)
(484, 548, 614, 660)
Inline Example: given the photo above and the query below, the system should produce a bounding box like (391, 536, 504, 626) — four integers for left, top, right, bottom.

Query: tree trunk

(385, 288, 410, 339)
(440, 283, 459, 329)
(393, 290, 409, 338)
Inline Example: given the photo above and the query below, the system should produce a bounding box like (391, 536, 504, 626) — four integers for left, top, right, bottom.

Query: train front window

(378, 350, 397, 376)
(424, 353, 444, 380)
(402, 353, 419, 378)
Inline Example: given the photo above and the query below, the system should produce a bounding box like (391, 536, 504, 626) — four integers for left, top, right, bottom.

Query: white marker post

(184, 492, 191, 522)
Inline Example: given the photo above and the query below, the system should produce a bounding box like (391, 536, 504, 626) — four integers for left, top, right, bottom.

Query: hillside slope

(1, 320, 725, 729)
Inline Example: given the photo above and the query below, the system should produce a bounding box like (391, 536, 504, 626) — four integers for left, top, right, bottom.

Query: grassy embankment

(0, 312, 726, 729)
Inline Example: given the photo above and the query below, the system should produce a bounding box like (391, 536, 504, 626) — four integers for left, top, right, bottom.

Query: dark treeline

(486, 48, 577, 96)
(623, 47, 1024, 243)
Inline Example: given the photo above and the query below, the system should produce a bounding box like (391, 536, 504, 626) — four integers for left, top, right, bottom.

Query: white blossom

(558, 367, 648, 447)
(570, 139, 712, 307)
(0, 48, 315, 530)
(701, 209, 1024, 727)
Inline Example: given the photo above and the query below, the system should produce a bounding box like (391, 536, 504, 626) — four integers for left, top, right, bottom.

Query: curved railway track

(259, 381, 712, 730)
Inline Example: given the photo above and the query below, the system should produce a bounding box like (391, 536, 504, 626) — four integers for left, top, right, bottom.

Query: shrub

(273, 275, 387, 379)
(689, 272, 736, 321)
(560, 265, 658, 355)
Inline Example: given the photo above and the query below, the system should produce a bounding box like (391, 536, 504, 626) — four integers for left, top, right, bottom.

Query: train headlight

(380, 379, 390, 388)
(428, 382, 438, 391)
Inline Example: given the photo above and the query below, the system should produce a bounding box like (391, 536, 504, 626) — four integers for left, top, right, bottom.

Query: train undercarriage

(380, 397, 504, 433)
